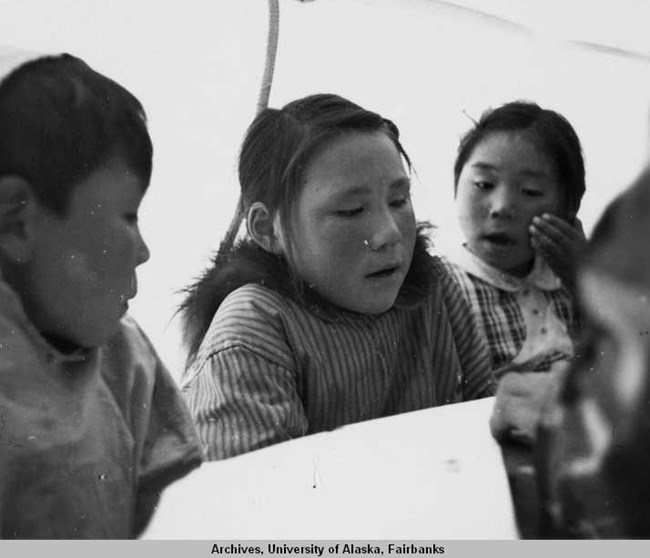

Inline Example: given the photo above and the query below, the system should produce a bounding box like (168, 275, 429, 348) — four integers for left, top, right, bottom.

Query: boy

(0, 48, 202, 538)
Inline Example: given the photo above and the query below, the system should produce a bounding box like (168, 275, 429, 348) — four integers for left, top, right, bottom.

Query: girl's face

(285, 131, 416, 314)
(456, 131, 563, 276)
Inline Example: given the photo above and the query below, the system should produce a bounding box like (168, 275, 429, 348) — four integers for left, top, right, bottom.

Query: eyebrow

(333, 177, 411, 199)
(470, 162, 553, 180)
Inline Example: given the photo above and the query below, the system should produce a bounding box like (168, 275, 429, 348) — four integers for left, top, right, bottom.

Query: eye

(474, 181, 493, 190)
(335, 207, 363, 217)
(389, 196, 410, 209)
(522, 188, 544, 197)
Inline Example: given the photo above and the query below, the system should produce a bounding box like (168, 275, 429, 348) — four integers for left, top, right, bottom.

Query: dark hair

(235, 93, 411, 263)
(0, 54, 152, 215)
(581, 166, 650, 289)
(453, 101, 585, 217)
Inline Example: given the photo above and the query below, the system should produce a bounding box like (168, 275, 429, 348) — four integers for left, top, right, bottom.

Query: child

(0, 49, 202, 538)
(442, 101, 586, 379)
(180, 93, 494, 461)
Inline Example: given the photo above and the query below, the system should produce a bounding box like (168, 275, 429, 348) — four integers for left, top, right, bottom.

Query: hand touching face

(529, 214, 587, 290)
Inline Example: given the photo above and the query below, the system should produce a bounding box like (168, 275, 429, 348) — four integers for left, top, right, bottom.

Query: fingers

(529, 219, 570, 271)
(530, 222, 567, 259)
(529, 213, 587, 288)
(530, 213, 585, 247)
(572, 216, 586, 237)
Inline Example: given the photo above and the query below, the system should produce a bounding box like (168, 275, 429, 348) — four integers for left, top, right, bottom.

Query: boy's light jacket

(0, 275, 203, 538)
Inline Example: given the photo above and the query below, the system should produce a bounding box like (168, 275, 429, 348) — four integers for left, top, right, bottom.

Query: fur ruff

(179, 225, 437, 364)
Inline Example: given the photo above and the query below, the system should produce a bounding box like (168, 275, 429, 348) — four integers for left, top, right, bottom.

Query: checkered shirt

(440, 247, 580, 377)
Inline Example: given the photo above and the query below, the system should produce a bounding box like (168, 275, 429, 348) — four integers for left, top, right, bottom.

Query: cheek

(458, 187, 483, 214)
(457, 193, 483, 232)
(291, 221, 356, 282)
(69, 224, 134, 283)
(531, 195, 564, 220)
(397, 208, 417, 247)
(320, 223, 365, 262)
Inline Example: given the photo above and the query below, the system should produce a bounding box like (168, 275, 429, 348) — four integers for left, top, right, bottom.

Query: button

(532, 309, 540, 315)
(541, 327, 547, 334)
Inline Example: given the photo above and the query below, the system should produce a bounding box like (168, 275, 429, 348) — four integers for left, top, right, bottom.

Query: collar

(0, 270, 90, 365)
(455, 244, 562, 292)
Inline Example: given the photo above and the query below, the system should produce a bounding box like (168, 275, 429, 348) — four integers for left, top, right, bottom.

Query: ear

(246, 201, 285, 255)
(0, 176, 37, 263)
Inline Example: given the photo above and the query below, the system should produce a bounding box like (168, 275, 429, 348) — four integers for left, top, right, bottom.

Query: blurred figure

(537, 166, 650, 538)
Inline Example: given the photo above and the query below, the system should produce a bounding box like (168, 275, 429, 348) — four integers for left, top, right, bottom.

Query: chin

(350, 296, 397, 315)
(73, 321, 122, 349)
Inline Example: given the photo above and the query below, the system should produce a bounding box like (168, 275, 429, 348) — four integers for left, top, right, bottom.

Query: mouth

(366, 263, 402, 280)
(482, 233, 517, 247)
(119, 277, 138, 306)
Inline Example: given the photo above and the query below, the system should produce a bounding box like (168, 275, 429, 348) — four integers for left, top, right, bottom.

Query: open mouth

(483, 233, 516, 246)
(366, 265, 400, 279)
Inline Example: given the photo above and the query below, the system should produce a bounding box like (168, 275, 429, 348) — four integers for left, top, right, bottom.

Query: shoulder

(428, 255, 472, 305)
(99, 315, 171, 399)
(105, 314, 160, 369)
(434, 254, 476, 293)
(423, 256, 486, 338)
(193, 283, 296, 369)
(0, 315, 42, 397)
(219, 282, 290, 316)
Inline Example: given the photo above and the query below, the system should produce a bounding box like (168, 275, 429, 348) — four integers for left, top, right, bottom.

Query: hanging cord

(222, 0, 281, 253)
(257, 0, 281, 114)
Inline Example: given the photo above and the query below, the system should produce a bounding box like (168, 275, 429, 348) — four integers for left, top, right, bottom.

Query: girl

(442, 101, 586, 379)
(180, 94, 494, 460)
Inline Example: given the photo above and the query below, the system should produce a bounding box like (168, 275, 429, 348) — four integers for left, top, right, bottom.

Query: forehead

(301, 132, 407, 198)
(465, 131, 557, 178)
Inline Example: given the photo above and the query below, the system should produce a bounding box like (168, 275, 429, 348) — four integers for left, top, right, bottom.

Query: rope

(222, 0, 281, 252)
(257, 0, 281, 114)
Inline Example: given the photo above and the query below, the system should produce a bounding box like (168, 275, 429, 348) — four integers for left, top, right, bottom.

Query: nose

(489, 186, 517, 220)
(136, 228, 151, 266)
(369, 208, 402, 251)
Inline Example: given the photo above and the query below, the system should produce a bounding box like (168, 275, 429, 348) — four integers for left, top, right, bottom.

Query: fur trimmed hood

(179, 225, 438, 363)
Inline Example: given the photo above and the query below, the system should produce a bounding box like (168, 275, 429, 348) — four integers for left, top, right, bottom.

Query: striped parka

(180, 231, 494, 460)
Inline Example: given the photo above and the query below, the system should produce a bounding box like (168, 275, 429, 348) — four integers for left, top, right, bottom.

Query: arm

(184, 345, 308, 461)
(436, 262, 495, 400)
(116, 319, 204, 537)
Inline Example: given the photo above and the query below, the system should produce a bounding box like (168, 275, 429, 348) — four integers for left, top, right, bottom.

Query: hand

(490, 370, 565, 445)
(529, 213, 587, 291)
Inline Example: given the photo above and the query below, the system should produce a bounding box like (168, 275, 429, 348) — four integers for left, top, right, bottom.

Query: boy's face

(285, 131, 416, 314)
(456, 131, 563, 277)
(22, 156, 150, 349)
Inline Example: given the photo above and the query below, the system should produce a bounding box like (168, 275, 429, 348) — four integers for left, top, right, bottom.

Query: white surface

(143, 396, 518, 539)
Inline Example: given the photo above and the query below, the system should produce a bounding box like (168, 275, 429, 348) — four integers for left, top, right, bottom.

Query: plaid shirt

(440, 246, 580, 377)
